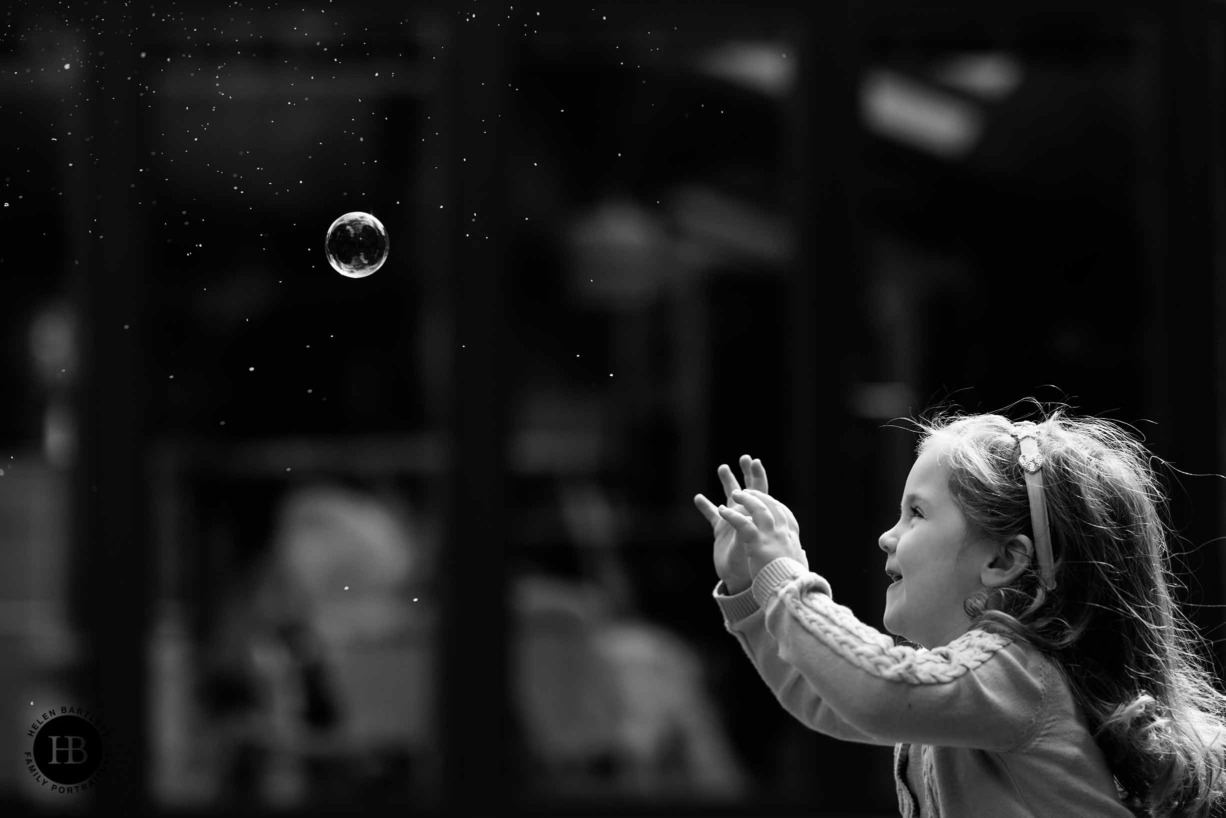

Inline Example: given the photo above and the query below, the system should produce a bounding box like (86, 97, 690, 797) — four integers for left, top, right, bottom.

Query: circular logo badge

(26, 708, 108, 793)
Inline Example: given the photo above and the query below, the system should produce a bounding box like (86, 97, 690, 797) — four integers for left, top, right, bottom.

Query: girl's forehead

(908, 437, 955, 490)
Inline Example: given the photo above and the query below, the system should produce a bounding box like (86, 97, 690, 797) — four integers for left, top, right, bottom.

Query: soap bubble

(325, 211, 389, 278)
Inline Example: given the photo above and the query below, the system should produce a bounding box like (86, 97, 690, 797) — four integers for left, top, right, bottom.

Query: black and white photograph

(2, 1, 1226, 816)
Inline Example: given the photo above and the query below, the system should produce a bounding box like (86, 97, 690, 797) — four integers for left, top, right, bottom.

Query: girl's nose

(878, 526, 897, 554)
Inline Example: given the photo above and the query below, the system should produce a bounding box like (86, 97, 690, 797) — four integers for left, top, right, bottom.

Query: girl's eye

(910, 506, 924, 519)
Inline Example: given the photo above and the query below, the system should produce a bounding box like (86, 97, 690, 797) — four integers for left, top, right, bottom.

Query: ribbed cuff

(751, 557, 808, 608)
(712, 580, 760, 623)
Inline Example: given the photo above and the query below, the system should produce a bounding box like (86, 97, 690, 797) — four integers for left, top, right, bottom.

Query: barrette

(1012, 422, 1056, 591)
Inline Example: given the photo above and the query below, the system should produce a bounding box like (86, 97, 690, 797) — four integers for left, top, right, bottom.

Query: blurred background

(1, 0, 1225, 815)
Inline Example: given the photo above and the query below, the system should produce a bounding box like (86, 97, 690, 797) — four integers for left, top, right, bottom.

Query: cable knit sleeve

(715, 578, 891, 746)
(736, 558, 1049, 751)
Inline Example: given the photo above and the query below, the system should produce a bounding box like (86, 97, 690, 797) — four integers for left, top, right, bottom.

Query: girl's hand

(717, 488, 807, 580)
(693, 455, 768, 595)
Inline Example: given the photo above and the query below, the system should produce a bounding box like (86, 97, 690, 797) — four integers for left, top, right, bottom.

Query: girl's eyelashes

(910, 506, 924, 519)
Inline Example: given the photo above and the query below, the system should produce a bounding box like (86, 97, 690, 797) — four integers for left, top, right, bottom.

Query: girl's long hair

(915, 404, 1226, 817)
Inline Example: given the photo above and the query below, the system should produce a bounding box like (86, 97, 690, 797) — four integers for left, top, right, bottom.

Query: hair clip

(1011, 422, 1056, 591)
(1014, 422, 1046, 473)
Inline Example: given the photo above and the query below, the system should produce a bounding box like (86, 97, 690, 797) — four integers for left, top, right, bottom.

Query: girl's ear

(981, 534, 1033, 588)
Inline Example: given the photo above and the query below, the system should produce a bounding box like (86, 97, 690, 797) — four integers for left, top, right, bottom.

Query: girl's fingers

(717, 505, 758, 540)
(740, 485, 799, 537)
(753, 458, 768, 494)
(717, 463, 742, 502)
(732, 489, 776, 531)
(743, 488, 797, 533)
(743, 488, 779, 515)
(744, 457, 761, 492)
(693, 493, 721, 527)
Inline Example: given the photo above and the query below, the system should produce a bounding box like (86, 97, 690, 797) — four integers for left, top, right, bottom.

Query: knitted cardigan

(715, 557, 1135, 817)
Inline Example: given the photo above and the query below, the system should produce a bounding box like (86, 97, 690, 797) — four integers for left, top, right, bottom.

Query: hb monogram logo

(48, 735, 90, 764)
(25, 708, 108, 794)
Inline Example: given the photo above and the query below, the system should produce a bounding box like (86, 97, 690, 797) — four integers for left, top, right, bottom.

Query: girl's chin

(882, 604, 899, 632)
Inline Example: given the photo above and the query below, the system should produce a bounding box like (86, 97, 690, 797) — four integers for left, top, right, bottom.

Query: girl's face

(878, 437, 995, 648)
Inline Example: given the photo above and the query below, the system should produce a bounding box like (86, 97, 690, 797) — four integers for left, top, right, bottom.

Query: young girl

(694, 407, 1226, 816)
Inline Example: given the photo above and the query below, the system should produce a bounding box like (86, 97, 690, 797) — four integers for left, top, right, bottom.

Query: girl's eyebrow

(900, 492, 927, 510)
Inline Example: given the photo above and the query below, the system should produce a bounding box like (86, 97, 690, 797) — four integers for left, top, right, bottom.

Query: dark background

(1, 0, 1224, 815)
